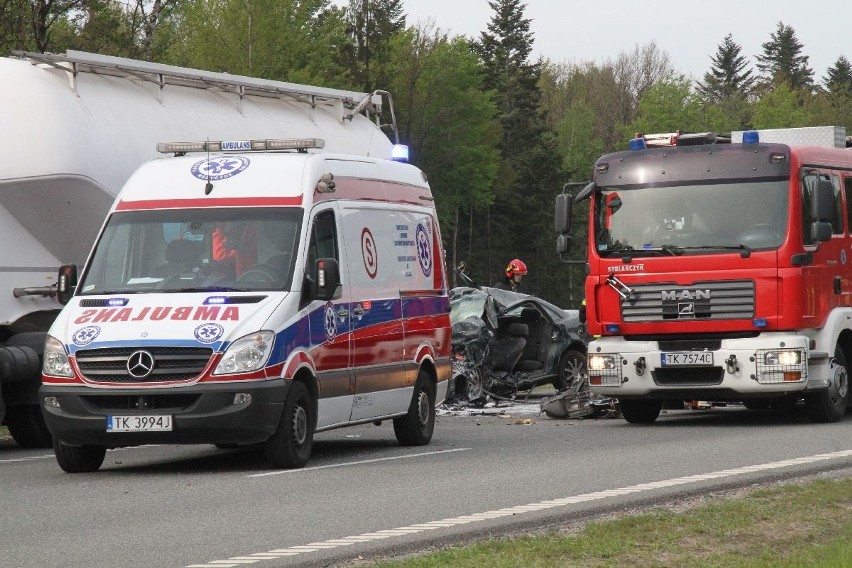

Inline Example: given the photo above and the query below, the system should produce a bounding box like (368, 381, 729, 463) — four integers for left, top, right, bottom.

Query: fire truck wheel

(805, 348, 849, 423)
(394, 370, 435, 446)
(264, 381, 314, 468)
(619, 399, 662, 424)
(53, 438, 106, 473)
(5, 404, 53, 448)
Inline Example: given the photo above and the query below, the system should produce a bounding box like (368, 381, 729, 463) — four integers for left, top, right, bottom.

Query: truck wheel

(264, 381, 314, 469)
(53, 438, 106, 473)
(619, 399, 662, 424)
(6, 405, 52, 448)
(554, 349, 587, 391)
(805, 348, 849, 423)
(394, 370, 435, 446)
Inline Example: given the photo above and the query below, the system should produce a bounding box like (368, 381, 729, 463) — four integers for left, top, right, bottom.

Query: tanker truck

(0, 50, 395, 446)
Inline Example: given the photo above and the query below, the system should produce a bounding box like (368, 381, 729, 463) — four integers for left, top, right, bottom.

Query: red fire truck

(556, 126, 852, 423)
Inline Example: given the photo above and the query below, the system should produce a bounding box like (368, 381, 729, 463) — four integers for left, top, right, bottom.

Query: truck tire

(619, 399, 662, 424)
(264, 381, 314, 469)
(393, 370, 435, 446)
(805, 348, 848, 423)
(6, 405, 52, 448)
(54, 438, 106, 473)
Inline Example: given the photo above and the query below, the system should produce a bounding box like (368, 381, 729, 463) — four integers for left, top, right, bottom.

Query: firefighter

(494, 258, 527, 292)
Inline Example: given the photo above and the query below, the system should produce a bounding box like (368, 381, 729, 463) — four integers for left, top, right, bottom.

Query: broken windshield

(594, 180, 788, 257)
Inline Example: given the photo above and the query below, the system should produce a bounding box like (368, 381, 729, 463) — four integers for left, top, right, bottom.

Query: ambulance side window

(307, 210, 339, 268)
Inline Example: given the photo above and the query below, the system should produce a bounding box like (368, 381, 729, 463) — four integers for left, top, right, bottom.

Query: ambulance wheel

(265, 381, 314, 468)
(53, 438, 106, 473)
(805, 348, 849, 423)
(619, 399, 662, 424)
(394, 371, 435, 446)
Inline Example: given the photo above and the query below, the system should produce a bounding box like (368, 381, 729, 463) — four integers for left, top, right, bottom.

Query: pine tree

(823, 55, 852, 96)
(471, 0, 566, 303)
(343, 0, 406, 92)
(696, 34, 755, 103)
(755, 21, 814, 90)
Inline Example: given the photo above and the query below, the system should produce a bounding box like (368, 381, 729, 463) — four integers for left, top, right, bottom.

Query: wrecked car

(446, 286, 590, 404)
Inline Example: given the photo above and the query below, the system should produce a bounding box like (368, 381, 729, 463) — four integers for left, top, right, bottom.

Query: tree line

(3, 1, 851, 308)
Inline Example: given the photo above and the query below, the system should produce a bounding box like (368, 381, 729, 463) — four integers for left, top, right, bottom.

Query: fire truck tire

(619, 399, 662, 424)
(394, 370, 435, 446)
(264, 381, 314, 469)
(53, 438, 106, 473)
(6, 404, 53, 448)
(805, 348, 849, 423)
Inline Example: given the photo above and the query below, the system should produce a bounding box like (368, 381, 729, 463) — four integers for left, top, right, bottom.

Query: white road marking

(246, 447, 471, 478)
(187, 449, 852, 568)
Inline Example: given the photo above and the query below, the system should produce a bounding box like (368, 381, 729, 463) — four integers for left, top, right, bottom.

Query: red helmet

(506, 258, 527, 277)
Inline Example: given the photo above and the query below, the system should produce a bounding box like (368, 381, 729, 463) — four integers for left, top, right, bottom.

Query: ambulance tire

(264, 381, 314, 469)
(53, 438, 106, 473)
(393, 371, 435, 446)
(805, 348, 849, 423)
(619, 399, 662, 424)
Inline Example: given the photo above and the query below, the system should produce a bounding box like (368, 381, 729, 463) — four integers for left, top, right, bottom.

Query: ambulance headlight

(43, 335, 73, 378)
(214, 331, 274, 375)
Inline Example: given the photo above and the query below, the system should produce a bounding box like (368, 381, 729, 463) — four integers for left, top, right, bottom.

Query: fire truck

(556, 126, 852, 423)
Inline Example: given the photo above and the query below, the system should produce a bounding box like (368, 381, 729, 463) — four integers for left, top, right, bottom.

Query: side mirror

(556, 234, 572, 256)
(811, 221, 833, 242)
(313, 258, 340, 301)
(57, 264, 78, 305)
(811, 179, 835, 242)
(555, 194, 573, 234)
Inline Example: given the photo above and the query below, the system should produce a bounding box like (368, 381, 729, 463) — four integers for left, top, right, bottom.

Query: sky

(335, 0, 852, 83)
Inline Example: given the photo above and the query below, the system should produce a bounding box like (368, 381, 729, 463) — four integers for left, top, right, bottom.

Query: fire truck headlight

(589, 354, 618, 371)
(764, 349, 802, 366)
(214, 331, 274, 375)
(42, 335, 73, 378)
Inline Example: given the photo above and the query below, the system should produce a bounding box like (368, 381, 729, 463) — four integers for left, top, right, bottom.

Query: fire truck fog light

(783, 372, 802, 382)
(233, 393, 252, 405)
(589, 376, 602, 386)
(44, 397, 60, 409)
(588, 354, 616, 371)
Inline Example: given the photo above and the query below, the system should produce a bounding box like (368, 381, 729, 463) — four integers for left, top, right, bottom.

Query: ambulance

(40, 137, 452, 472)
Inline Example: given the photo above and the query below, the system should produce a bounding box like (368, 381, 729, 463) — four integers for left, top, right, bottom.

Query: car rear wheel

(554, 349, 587, 391)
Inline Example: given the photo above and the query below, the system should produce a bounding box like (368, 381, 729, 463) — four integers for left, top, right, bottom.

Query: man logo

(661, 289, 710, 301)
(127, 350, 155, 379)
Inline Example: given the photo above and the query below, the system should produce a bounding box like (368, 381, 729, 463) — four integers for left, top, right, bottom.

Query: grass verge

(367, 478, 852, 567)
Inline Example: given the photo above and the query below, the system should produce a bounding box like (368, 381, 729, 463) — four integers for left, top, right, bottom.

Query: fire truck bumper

(586, 335, 826, 400)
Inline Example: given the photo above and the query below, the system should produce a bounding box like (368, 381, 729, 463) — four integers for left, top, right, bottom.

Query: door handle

(337, 308, 350, 318)
(352, 306, 365, 317)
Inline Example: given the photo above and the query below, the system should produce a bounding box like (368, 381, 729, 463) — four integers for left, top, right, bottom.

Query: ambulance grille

(75, 346, 213, 383)
(621, 280, 754, 322)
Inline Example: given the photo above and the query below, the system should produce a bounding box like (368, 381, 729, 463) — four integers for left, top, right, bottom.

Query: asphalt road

(3, 401, 852, 568)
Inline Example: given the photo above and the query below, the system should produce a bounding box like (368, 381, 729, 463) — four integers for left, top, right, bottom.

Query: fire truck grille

(75, 347, 214, 383)
(621, 280, 754, 322)
(652, 367, 724, 386)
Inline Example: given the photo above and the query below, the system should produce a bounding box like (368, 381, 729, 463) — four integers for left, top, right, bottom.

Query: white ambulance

(40, 138, 452, 472)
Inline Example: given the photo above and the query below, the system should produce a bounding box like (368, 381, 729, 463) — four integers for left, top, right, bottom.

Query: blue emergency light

(742, 130, 760, 144)
(628, 138, 646, 151)
(391, 144, 409, 162)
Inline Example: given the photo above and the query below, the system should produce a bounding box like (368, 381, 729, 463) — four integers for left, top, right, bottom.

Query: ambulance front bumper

(40, 379, 288, 447)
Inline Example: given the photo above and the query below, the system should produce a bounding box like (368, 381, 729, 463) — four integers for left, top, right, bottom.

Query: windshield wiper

(680, 244, 752, 257)
(168, 286, 252, 293)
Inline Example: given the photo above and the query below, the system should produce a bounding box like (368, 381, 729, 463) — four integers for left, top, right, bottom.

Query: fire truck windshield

(594, 180, 788, 257)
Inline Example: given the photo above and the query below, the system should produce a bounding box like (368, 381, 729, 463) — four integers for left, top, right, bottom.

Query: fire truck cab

(558, 126, 852, 424)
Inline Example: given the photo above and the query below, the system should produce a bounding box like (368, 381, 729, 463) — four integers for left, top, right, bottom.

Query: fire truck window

(846, 175, 852, 235)
(831, 175, 843, 234)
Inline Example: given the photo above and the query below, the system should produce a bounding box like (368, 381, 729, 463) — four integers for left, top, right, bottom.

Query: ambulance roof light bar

(156, 138, 325, 155)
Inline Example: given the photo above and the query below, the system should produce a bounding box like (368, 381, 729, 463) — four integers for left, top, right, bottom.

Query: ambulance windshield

(79, 207, 303, 294)
(594, 179, 789, 257)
